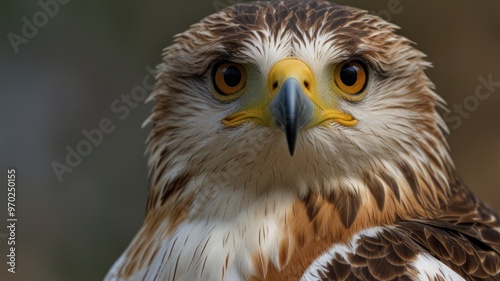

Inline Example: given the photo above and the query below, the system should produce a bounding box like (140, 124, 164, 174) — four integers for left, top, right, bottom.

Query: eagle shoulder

(302, 217, 500, 280)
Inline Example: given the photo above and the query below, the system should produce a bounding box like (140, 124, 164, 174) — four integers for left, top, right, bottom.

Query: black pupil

(340, 64, 359, 86)
(223, 66, 241, 87)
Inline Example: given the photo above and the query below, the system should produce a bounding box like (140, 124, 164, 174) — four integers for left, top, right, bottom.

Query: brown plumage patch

(277, 233, 291, 268)
(399, 162, 419, 194)
(251, 252, 269, 281)
(301, 178, 500, 281)
(252, 188, 402, 281)
(316, 228, 421, 280)
(326, 188, 362, 228)
(363, 172, 386, 212)
(309, 217, 500, 281)
(159, 171, 192, 206)
(380, 170, 401, 201)
(398, 219, 500, 280)
(249, 169, 500, 280)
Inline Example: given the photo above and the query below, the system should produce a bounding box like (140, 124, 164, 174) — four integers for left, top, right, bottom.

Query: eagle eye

(213, 63, 247, 96)
(334, 60, 367, 95)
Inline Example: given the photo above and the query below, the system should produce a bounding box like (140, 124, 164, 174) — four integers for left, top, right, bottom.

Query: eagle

(104, 1, 500, 280)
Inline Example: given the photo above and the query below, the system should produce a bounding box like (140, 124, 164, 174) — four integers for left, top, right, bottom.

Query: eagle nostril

(304, 81, 310, 90)
(272, 81, 279, 90)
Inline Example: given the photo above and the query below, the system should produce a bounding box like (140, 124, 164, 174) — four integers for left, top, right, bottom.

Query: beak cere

(269, 78, 313, 155)
(268, 58, 316, 156)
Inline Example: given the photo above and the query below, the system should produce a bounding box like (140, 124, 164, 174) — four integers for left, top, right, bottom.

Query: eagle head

(146, 0, 451, 208)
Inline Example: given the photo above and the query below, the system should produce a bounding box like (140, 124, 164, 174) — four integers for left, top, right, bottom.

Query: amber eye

(334, 61, 367, 95)
(213, 63, 247, 95)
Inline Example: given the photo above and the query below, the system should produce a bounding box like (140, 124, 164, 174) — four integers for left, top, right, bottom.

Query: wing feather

(302, 219, 500, 281)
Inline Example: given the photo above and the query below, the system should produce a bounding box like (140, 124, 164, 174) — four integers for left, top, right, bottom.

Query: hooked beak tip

(287, 135, 296, 156)
(269, 78, 313, 156)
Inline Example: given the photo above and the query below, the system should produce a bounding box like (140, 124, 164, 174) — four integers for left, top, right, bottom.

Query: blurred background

(0, 1, 499, 280)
